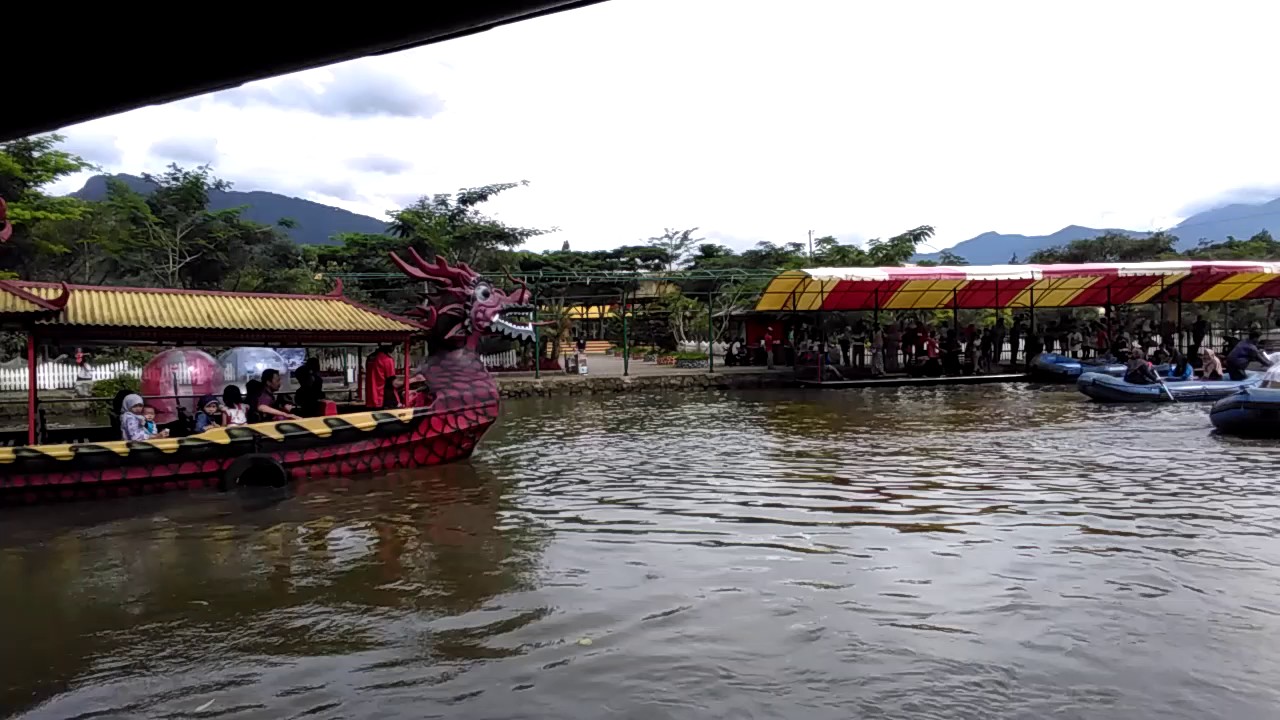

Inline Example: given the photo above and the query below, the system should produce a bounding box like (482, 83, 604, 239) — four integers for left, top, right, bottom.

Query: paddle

(1157, 375, 1179, 403)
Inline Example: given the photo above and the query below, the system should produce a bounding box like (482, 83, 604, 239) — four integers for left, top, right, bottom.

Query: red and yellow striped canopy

(754, 261, 1280, 312)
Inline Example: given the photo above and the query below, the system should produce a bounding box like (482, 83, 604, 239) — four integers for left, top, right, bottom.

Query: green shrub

(674, 352, 708, 361)
(91, 374, 140, 400)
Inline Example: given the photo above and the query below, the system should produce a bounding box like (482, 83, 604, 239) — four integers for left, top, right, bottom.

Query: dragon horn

(389, 250, 430, 280)
(389, 248, 478, 286)
(504, 269, 529, 296)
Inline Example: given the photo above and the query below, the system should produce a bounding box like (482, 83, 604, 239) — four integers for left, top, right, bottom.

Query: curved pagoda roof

(0, 281, 422, 345)
(754, 260, 1280, 312)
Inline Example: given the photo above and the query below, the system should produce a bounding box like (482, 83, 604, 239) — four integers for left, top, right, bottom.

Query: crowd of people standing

(743, 312, 1275, 381)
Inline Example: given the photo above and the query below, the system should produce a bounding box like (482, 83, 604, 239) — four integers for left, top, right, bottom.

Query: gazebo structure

(754, 261, 1280, 317)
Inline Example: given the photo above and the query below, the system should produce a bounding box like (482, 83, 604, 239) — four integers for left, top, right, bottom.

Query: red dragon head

(389, 248, 534, 349)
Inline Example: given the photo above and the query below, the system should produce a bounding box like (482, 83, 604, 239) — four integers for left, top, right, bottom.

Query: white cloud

(150, 136, 220, 166)
(50, 0, 1280, 253)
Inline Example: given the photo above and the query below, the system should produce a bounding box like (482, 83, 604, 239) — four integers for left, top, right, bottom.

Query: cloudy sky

(50, 0, 1280, 254)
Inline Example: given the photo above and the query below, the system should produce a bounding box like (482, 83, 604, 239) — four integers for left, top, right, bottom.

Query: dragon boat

(0, 248, 533, 503)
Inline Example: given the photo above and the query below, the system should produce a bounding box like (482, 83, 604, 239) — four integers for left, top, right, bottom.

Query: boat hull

(0, 405, 495, 504)
(1030, 353, 1126, 382)
(1210, 387, 1280, 437)
(1077, 371, 1261, 403)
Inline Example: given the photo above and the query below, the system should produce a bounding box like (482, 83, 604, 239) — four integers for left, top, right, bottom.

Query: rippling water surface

(3, 386, 1280, 719)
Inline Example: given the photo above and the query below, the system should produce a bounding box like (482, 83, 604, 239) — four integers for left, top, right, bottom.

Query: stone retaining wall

(497, 372, 791, 398)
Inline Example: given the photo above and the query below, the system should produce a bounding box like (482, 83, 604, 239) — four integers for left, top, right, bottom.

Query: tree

(868, 225, 936, 266)
(389, 181, 550, 268)
(1028, 230, 1179, 264)
(0, 134, 96, 279)
(111, 168, 217, 287)
(1184, 230, 1280, 261)
(647, 227, 702, 270)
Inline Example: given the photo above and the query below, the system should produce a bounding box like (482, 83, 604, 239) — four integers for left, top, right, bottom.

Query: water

(2, 385, 1278, 720)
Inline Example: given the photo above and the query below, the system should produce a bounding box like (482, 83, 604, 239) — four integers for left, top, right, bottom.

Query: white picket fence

(481, 349, 518, 369)
(0, 361, 143, 392)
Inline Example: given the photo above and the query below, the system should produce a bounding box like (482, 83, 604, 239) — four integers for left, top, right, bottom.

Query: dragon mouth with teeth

(491, 304, 536, 341)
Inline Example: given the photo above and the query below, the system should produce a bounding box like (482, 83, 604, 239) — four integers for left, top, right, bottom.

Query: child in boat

(120, 394, 168, 441)
(222, 386, 249, 426)
(194, 394, 223, 432)
(142, 406, 159, 435)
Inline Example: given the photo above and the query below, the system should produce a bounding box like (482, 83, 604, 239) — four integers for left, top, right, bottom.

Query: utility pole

(808, 229, 814, 260)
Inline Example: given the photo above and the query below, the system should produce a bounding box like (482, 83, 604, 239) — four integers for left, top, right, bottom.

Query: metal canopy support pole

(872, 288, 881, 327)
(1158, 276, 1166, 350)
(1106, 286, 1113, 345)
(1029, 287, 1036, 334)
(621, 288, 630, 377)
(26, 330, 37, 446)
(707, 289, 715, 374)
(533, 302, 541, 380)
(1176, 282, 1184, 353)
(818, 310, 825, 384)
(994, 278, 1001, 363)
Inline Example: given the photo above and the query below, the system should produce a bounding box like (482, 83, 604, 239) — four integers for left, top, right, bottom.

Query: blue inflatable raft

(1077, 371, 1262, 403)
(1210, 386, 1280, 437)
(1030, 353, 1127, 382)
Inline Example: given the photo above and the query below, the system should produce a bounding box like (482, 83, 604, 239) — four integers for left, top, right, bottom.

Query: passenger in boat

(292, 359, 325, 417)
(1226, 331, 1272, 381)
(1199, 347, 1224, 381)
(221, 386, 249, 425)
(1123, 349, 1160, 385)
(251, 369, 299, 422)
(194, 395, 223, 432)
(365, 346, 398, 408)
(142, 406, 159, 436)
(381, 376, 407, 409)
(1165, 350, 1193, 381)
(120, 394, 168, 441)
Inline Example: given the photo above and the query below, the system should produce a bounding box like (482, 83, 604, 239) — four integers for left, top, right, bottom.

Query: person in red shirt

(366, 346, 397, 408)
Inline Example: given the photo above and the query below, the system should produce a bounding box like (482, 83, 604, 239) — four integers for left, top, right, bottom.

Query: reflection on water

(3, 385, 1279, 719)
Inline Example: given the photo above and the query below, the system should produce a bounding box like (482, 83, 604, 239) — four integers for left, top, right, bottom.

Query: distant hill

(71, 174, 388, 245)
(917, 196, 1280, 264)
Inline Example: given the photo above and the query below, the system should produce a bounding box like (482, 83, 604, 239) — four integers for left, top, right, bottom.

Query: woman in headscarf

(120, 394, 166, 441)
(1123, 348, 1160, 385)
(1199, 346, 1224, 381)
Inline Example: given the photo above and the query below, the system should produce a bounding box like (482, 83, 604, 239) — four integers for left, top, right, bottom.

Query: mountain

(1170, 196, 1280, 248)
(71, 174, 389, 245)
(916, 196, 1280, 265)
